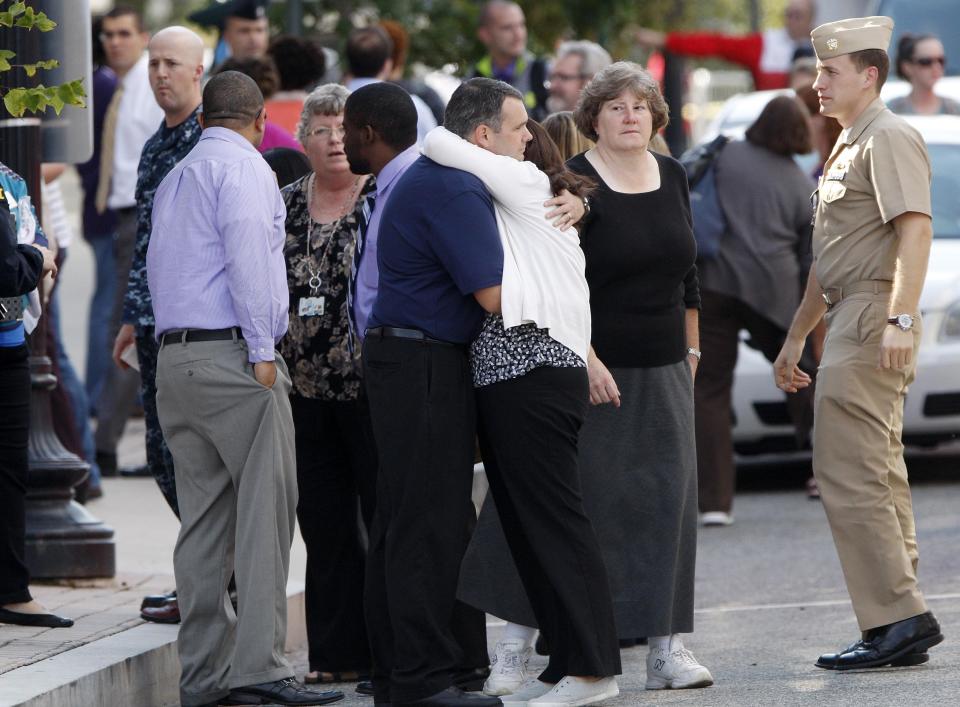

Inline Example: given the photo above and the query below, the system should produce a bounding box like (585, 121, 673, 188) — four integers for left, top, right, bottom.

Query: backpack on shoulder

(679, 134, 729, 260)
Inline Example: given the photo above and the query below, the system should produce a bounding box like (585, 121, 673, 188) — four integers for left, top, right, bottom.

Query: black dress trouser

(0, 344, 32, 605)
(362, 335, 487, 704)
(476, 366, 621, 682)
(291, 394, 378, 673)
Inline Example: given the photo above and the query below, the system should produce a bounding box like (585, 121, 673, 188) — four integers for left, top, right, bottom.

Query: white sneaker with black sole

(527, 676, 619, 706)
(483, 639, 533, 696)
(646, 645, 714, 689)
(501, 678, 555, 704)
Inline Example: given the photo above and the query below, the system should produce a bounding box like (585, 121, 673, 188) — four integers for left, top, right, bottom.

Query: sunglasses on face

(914, 56, 946, 67)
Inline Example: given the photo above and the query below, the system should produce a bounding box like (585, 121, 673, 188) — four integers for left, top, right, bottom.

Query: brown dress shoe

(140, 597, 180, 624)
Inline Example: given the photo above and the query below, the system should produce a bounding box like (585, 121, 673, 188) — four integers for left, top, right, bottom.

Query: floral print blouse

(279, 174, 375, 401)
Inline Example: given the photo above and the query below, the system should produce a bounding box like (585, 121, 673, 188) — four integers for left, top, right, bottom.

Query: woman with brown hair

(423, 120, 622, 706)
(567, 61, 712, 690)
(888, 33, 960, 116)
(695, 95, 816, 523)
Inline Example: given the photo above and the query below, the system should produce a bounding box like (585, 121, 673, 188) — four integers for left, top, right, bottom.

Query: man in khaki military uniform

(774, 16, 944, 670)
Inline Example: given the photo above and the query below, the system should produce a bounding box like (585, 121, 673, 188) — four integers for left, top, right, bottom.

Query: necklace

(304, 173, 363, 294)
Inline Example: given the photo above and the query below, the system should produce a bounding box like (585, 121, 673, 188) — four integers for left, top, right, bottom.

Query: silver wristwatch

(887, 314, 914, 332)
(687, 347, 702, 360)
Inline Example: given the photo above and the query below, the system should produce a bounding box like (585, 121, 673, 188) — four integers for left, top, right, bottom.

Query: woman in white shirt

(422, 120, 621, 706)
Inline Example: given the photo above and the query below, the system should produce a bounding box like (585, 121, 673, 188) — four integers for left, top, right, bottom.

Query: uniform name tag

(298, 296, 325, 317)
(826, 172, 846, 181)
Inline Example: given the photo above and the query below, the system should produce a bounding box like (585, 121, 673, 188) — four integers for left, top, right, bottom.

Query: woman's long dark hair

(524, 120, 596, 199)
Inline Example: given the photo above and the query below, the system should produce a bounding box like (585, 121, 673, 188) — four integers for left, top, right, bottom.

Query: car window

(878, 0, 960, 77)
(929, 144, 960, 238)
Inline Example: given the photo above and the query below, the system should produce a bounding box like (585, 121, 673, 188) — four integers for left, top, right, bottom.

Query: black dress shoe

(228, 677, 343, 705)
(452, 667, 490, 692)
(0, 607, 74, 628)
(140, 597, 180, 624)
(120, 463, 153, 477)
(816, 611, 943, 670)
(402, 687, 502, 706)
(356, 680, 375, 696)
(141, 590, 177, 610)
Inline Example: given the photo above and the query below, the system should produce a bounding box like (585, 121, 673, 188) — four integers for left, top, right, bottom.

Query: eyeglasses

(100, 30, 135, 41)
(914, 56, 946, 67)
(304, 126, 346, 140)
(548, 72, 587, 84)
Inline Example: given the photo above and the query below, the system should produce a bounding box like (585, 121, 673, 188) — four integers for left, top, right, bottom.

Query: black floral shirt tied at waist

(122, 107, 203, 330)
(279, 175, 375, 402)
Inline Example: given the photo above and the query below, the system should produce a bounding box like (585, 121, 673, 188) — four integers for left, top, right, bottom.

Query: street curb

(0, 582, 306, 707)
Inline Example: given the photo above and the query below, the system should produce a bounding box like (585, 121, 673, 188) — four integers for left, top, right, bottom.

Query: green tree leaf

(0, 49, 14, 72)
(3, 87, 29, 117)
(34, 12, 56, 32)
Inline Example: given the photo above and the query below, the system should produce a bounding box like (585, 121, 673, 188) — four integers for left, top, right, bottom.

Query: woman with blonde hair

(280, 83, 376, 686)
(542, 110, 594, 161)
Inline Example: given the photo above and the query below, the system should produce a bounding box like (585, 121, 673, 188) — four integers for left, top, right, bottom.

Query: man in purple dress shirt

(147, 71, 343, 707)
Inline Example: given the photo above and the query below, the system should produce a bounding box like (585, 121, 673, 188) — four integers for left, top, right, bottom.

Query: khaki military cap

(811, 16, 893, 60)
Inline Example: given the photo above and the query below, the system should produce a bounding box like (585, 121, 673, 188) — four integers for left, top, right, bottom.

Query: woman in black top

(568, 62, 712, 690)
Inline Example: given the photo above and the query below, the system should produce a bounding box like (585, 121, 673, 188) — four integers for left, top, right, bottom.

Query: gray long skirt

(458, 361, 698, 637)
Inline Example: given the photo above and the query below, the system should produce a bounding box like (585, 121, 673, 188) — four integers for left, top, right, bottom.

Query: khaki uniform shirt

(813, 98, 932, 291)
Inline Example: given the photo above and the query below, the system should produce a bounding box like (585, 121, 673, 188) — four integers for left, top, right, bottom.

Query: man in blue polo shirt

(360, 86, 504, 706)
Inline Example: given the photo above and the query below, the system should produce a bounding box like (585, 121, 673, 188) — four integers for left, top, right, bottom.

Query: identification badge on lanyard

(298, 296, 325, 317)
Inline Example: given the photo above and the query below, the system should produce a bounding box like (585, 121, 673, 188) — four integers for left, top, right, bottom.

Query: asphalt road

(287, 466, 960, 707)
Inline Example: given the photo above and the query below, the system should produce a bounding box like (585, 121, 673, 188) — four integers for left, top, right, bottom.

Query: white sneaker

(483, 640, 533, 696)
(646, 646, 714, 689)
(501, 678, 555, 704)
(528, 676, 619, 706)
(700, 511, 733, 527)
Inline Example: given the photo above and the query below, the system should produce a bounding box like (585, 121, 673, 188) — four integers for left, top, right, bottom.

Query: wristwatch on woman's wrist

(687, 347, 702, 360)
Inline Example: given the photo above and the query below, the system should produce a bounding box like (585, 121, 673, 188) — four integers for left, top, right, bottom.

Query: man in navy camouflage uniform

(114, 27, 204, 531)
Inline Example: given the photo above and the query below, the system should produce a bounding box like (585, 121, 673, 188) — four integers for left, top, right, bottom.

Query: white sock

(649, 634, 684, 652)
(502, 622, 538, 649)
(648, 635, 670, 652)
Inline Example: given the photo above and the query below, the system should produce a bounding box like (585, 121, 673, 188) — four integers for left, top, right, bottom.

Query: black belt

(365, 326, 461, 347)
(160, 327, 243, 348)
(116, 205, 137, 216)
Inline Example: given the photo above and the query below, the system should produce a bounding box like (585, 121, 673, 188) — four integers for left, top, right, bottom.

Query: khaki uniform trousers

(813, 293, 927, 631)
(156, 335, 298, 707)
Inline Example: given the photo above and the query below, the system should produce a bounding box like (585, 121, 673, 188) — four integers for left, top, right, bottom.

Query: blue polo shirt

(369, 156, 503, 344)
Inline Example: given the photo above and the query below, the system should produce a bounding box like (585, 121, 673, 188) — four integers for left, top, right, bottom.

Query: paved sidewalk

(0, 574, 172, 676)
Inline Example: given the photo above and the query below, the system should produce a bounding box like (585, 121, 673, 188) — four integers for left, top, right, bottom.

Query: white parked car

(698, 96, 960, 459)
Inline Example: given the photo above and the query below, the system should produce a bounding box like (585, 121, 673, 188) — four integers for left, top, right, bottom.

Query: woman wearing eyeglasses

(279, 83, 377, 687)
(888, 33, 960, 115)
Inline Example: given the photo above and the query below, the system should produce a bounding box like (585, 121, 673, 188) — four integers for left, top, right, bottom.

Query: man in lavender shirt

(147, 72, 343, 707)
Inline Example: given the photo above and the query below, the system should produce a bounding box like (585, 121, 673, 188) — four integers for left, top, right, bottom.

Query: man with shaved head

(148, 71, 343, 706)
(110, 26, 206, 625)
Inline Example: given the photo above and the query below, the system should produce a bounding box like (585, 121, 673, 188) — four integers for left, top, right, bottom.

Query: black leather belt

(160, 327, 243, 348)
(365, 326, 460, 347)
